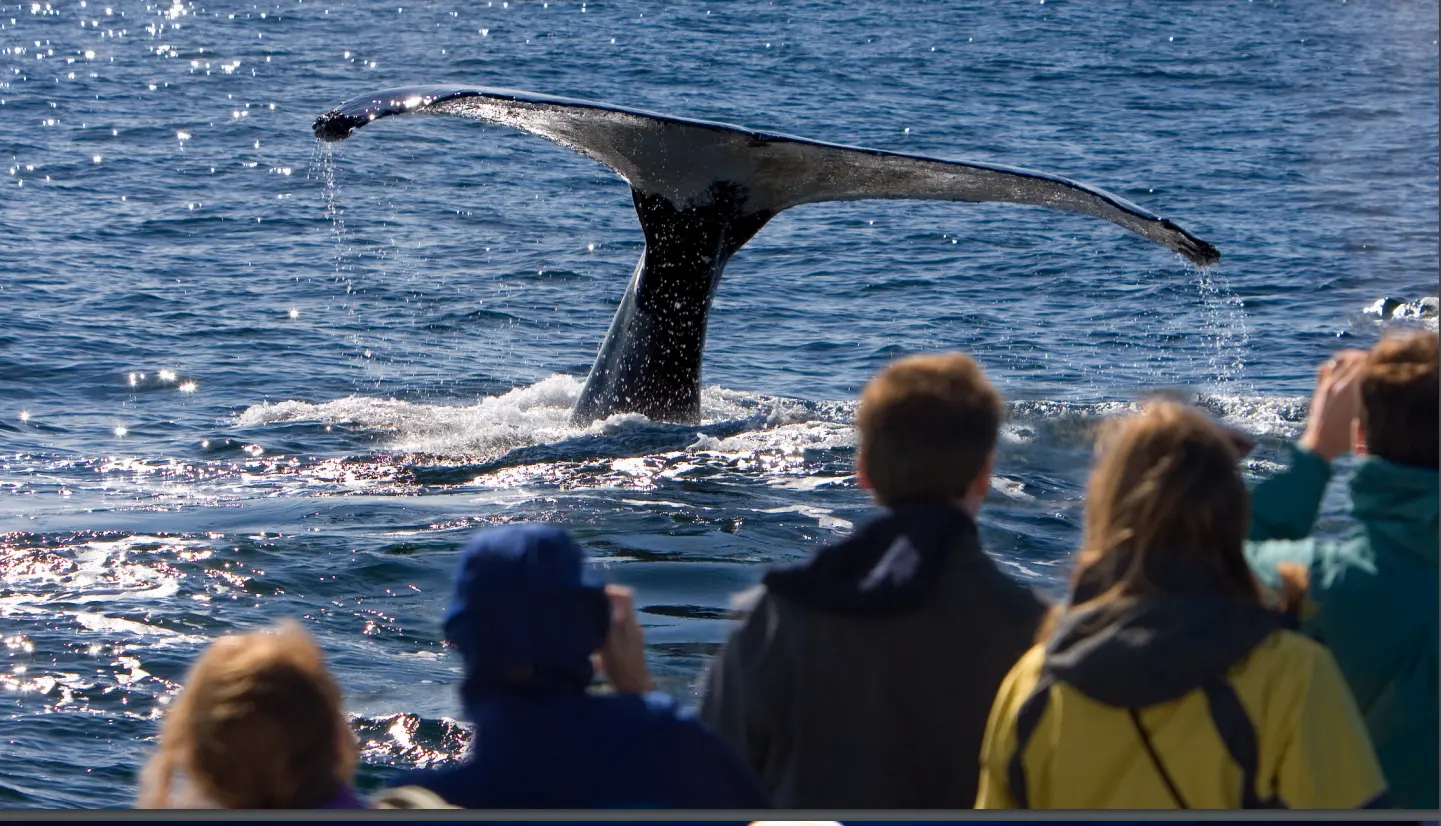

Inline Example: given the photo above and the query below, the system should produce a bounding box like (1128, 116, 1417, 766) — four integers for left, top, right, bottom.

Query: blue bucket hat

(443, 523, 611, 701)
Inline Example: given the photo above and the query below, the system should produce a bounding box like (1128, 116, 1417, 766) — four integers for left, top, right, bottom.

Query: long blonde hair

(138, 621, 358, 809)
(1040, 402, 1272, 639)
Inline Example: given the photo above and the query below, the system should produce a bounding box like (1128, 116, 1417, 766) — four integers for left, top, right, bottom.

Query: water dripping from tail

(308, 141, 354, 291)
(1194, 264, 1252, 395)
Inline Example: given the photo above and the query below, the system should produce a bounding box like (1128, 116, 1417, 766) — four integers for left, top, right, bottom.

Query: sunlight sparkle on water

(178, 381, 196, 393)
(18, 411, 29, 423)
(113, 425, 127, 437)
(158, 369, 177, 382)
(287, 308, 299, 319)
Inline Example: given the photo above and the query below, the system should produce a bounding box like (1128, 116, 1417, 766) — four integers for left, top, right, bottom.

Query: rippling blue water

(1, 0, 1437, 809)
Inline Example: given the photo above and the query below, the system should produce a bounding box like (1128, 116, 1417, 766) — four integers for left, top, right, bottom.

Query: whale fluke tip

(1193, 241, 1221, 267)
(313, 110, 359, 142)
(1160, 218, 1220, 267)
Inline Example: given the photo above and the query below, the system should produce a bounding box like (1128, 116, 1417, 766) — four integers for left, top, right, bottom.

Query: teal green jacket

(1246, 445, 1439, 809)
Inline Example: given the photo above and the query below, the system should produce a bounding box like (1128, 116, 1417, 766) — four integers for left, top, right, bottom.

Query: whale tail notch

(313, 85, 1220, 424)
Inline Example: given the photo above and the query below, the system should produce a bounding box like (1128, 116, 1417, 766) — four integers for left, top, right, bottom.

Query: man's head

(855, 352, 1003, 509)
(444, 524, 611, 702)
(1358, 330, 1438, 469)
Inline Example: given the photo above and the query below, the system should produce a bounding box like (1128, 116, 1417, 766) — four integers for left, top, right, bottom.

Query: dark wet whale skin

(314, 85, 1220, 425)
(575, 185, 775, 423)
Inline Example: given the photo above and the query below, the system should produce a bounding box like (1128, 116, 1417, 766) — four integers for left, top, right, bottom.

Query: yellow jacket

(977, 610, 1389, 809)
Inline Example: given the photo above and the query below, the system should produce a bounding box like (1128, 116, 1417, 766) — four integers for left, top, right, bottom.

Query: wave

(1363, 296, 1439, 331)
(219, 377, 1316, 498)
(237, 376, 1309, 456)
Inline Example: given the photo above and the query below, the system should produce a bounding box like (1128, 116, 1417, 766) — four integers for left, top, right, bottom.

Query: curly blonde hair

(137, 621, 358, 809)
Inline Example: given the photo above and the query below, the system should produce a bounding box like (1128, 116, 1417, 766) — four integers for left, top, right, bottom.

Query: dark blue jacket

(394, 689, 770, 809)
(390, 524, 769, 809)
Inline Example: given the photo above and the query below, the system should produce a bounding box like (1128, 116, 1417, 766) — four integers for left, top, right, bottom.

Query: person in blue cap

(383, 522, 771, 809)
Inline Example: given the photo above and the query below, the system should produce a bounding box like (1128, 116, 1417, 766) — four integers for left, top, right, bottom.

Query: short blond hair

(856, 353, 1003, 505)
(137, 622, 357, 809)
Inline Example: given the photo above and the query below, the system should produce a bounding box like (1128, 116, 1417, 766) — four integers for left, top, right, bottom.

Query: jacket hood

(1044, 554, 1285, 708)
(762, 502, 979, 617)
(1350, 456, 1439, 565)
(444, 524, 610, 705)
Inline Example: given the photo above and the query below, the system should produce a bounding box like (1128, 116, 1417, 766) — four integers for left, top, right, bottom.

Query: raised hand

(596, 585, 653, 695)
(1298, 350, 1368, 461)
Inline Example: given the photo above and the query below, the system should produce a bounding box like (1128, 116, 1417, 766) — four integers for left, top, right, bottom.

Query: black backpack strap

(1007, 674, 1055, 809)
(1128, 708, 1189, 808)
(1201, 677, 1283, 808)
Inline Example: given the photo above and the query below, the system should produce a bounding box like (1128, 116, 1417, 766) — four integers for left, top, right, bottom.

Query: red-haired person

(138, 623, 365, 809)
(1246, 331, 1439, 808)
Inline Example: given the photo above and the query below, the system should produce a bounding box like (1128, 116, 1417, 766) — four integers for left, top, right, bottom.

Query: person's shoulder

(953, 547, 1050, 618)
(1011, 641, 1047, 678)
(371, 785, 461, 810)
(637, 689, 687, 717)
(998, 570, 1051, 614)
(600, 689, 702, 727)
(728, 583, 770, 616)
(738, 582, 814, 631)
(628, 692, 741, 749)
(382, 767, 471, 807)
(1236, 628, 1338, 689)
(988, 643, 1048, 718)
(1257, 627, 1331, 661)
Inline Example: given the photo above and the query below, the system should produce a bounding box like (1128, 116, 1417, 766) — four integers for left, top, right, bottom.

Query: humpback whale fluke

(314, 85, 1220, 425)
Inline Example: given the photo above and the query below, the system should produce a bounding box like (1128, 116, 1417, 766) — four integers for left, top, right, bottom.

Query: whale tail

(314, 86, 1220, 423)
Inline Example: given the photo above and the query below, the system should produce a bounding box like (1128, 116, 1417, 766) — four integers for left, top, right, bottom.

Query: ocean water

(0, 0, 1436, 809)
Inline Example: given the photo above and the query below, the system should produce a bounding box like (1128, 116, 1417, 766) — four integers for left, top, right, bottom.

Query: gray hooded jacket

(697, 503, 1047, 808)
